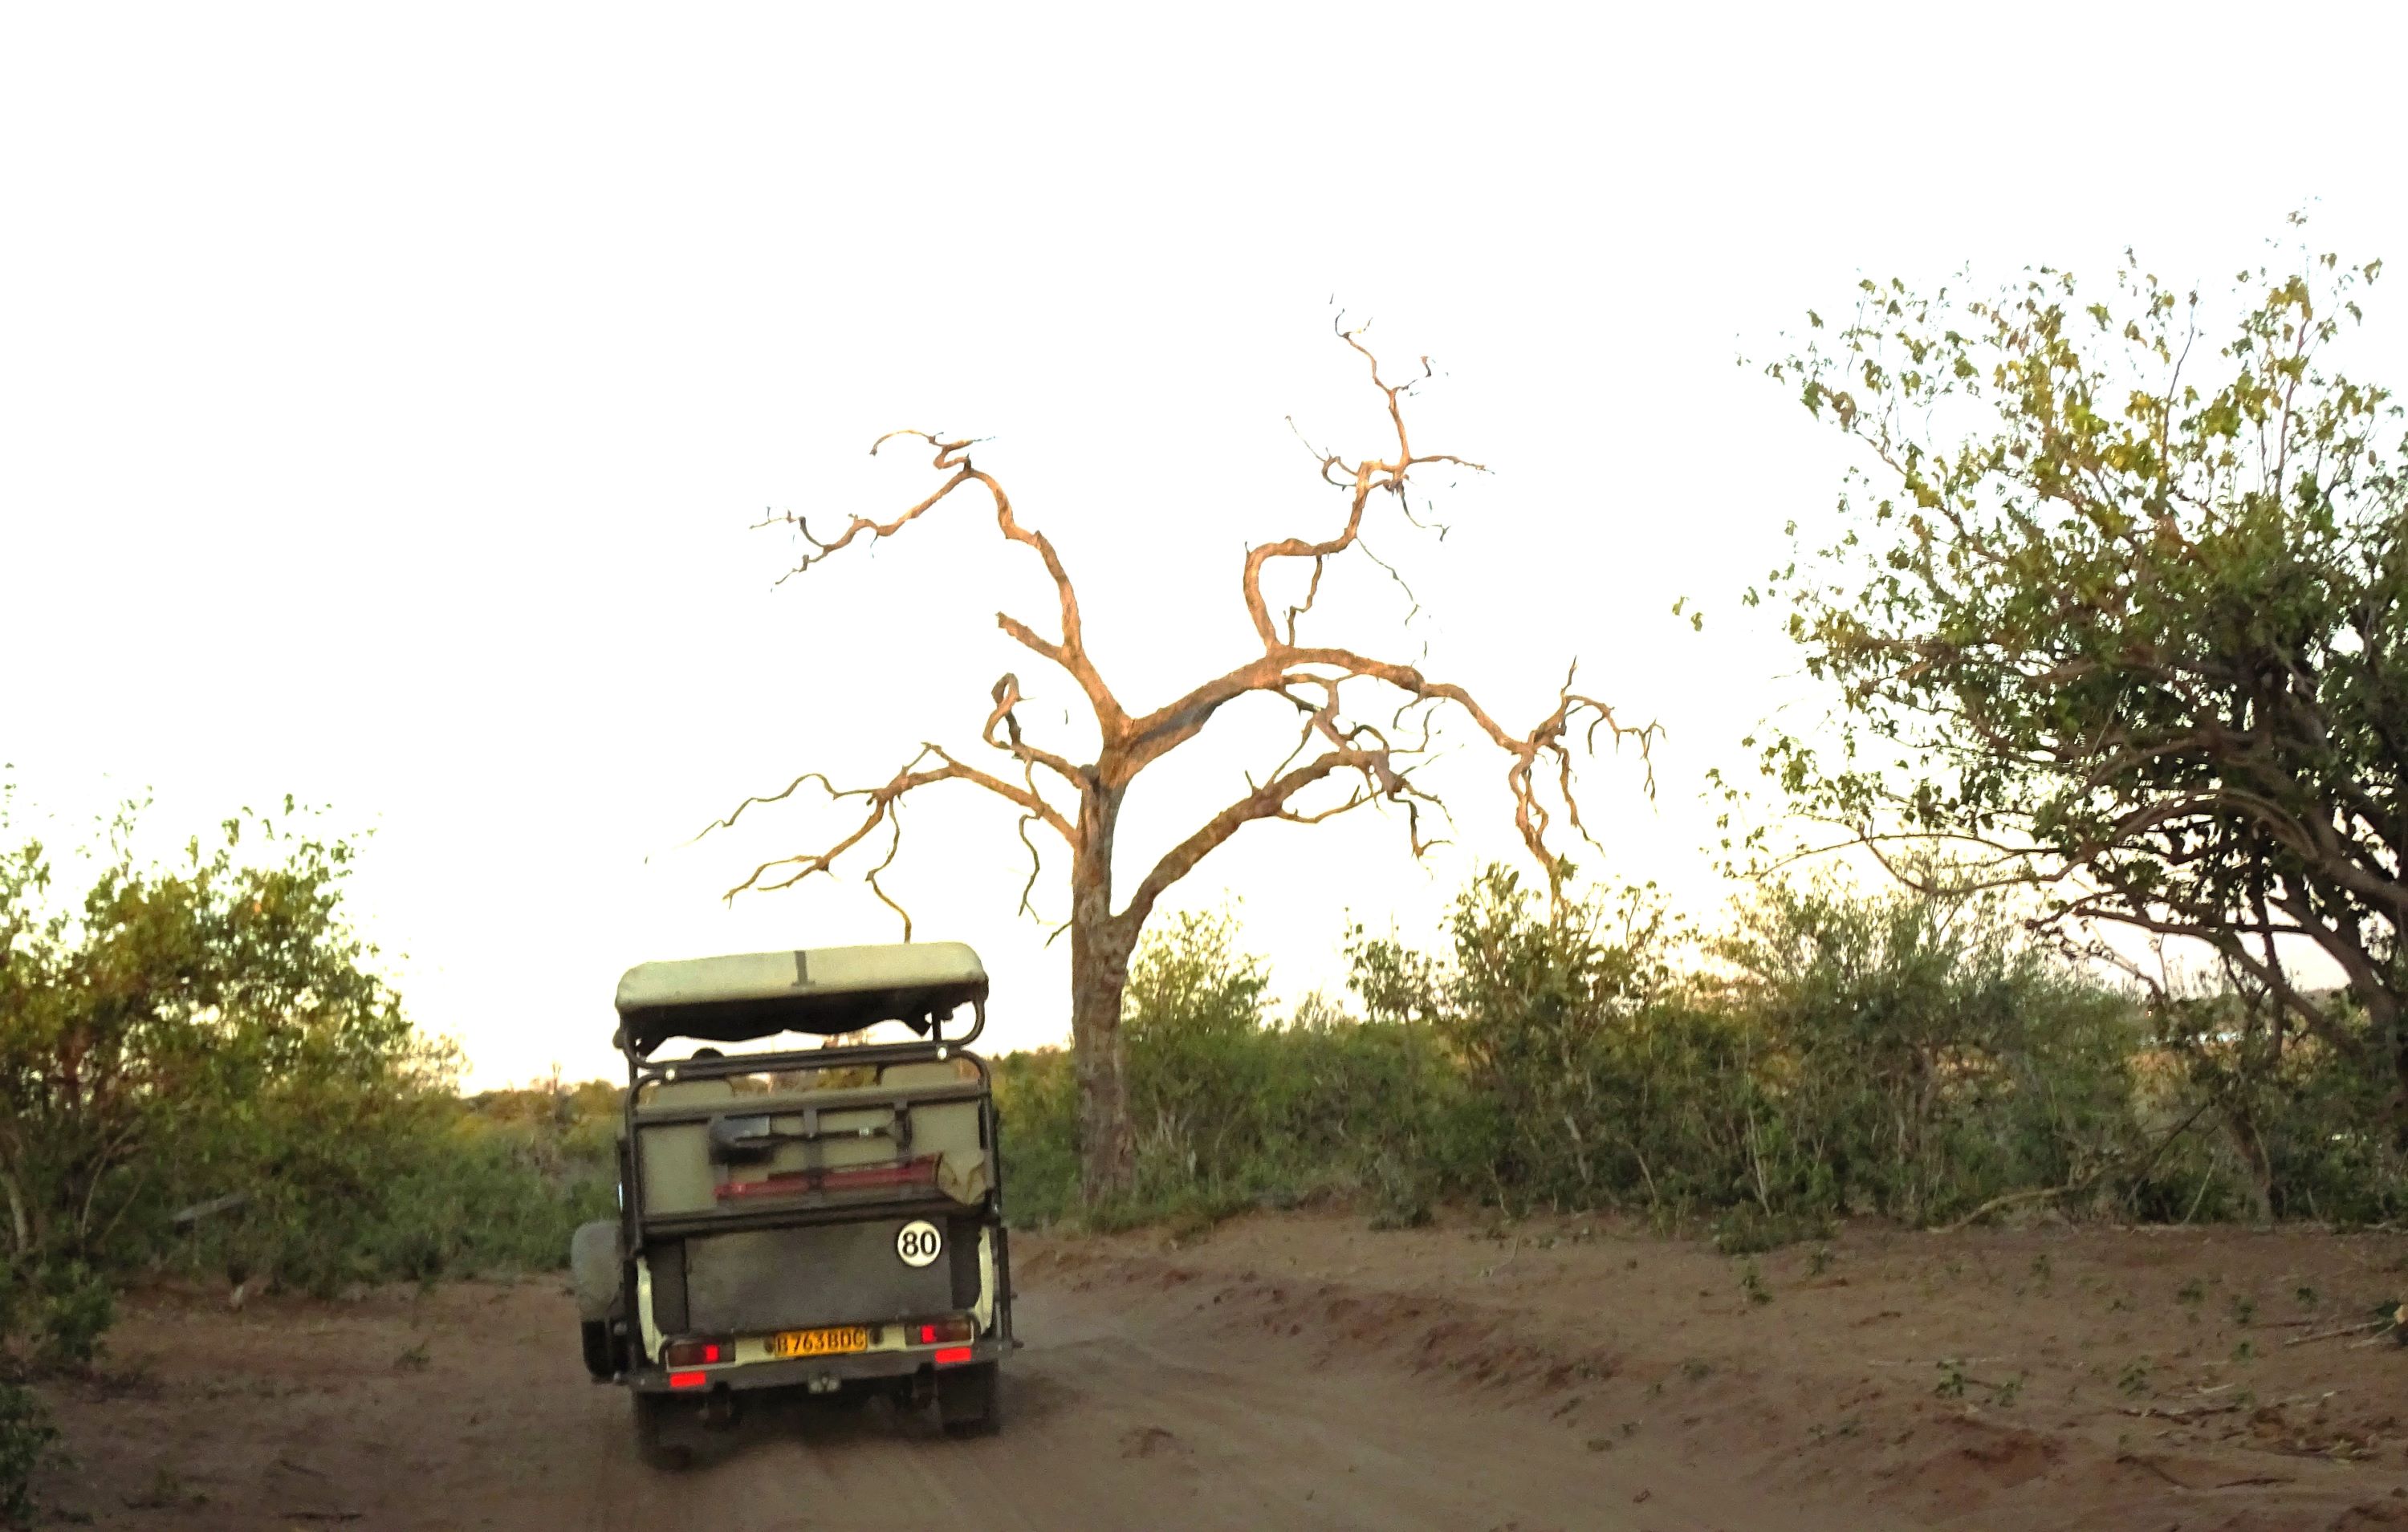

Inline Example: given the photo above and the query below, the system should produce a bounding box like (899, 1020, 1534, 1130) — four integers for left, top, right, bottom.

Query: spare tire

(570, 1219, 624, 1323)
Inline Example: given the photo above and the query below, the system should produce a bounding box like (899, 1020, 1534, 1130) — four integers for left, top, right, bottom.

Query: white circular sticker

(895, 1219, 944, 1268)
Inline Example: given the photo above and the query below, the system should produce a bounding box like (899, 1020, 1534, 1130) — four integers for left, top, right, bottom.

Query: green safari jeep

(571, 942, 1015, 1461)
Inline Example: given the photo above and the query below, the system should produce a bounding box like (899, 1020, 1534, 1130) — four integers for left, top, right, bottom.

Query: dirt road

(39, 1213, 2408, 1530)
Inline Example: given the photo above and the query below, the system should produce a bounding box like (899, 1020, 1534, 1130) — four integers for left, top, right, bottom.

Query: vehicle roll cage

(616, 1000, 995, 1241)
(618, 998, 986, 1084)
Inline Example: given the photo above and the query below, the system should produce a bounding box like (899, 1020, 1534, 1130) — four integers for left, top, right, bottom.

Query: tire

(632, 1392, 694, 1469)
(938, 1362, 1001, 1437)
(580, 1320, 619, 1381)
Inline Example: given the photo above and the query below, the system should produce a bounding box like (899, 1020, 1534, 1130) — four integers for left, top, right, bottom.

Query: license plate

(767, 1325, 871, 1359)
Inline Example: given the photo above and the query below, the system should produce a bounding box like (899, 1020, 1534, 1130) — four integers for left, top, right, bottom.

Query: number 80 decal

(895, 1219, 944, 1267)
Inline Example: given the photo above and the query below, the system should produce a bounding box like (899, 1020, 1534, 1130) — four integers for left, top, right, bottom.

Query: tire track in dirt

(48, 1264, 1816, 1530)
(555, 1282, 1739, 1532)
(41, 1213, 2408, 1530)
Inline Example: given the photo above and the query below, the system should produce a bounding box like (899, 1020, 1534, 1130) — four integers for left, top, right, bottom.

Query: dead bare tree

(710, 322, 1651, 1203)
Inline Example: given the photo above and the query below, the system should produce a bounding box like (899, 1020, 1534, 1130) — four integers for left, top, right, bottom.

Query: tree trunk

(1068, 782, 1136, 1204)
(2381, 987, 2408, 1155)
(2221, 1110, 2275, 1225)
(1069, 927, 1135, 1203)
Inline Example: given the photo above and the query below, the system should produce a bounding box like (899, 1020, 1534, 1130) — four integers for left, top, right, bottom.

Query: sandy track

(36, 1213, 2408, 1530)
(44, 1274, 1767, 1531)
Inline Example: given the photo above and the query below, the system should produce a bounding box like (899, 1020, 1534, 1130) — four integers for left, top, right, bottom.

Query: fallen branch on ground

(1932, 1181, 2084, 1235)
(2281, 1311, 2401, 1347)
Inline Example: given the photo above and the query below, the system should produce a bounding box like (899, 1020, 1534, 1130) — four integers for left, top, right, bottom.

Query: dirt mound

(1050, 1209, 2408, 1528)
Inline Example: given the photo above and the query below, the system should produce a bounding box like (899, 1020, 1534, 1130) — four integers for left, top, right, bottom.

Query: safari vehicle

(571, 942, 1014, 1459)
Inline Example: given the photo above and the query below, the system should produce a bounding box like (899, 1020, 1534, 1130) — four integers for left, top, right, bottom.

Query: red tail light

(933, 1347, 974, 1366)
(915, 1317, 976, 1346)
(668, 1371, 708, 1390)
(664, 1337, 730, 1367)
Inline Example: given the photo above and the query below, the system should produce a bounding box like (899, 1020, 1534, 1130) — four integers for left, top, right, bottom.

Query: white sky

(6, 4, 2404, 1087)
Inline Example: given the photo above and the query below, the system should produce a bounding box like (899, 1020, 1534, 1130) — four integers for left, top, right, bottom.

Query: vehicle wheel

(580, 1320, 619, 1381)
(632, 1392, 694, 1469)
(937, 1362, 1001, 1437)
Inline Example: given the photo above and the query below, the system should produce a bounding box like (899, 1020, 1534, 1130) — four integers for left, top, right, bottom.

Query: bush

(2146, 990, 2408, 1226)
(1125, 913, 1461, 1209)
(26, 1265, 112, 1371)
(0, 799, 624, 1512)
(1712, 880, 2148, 1226)
(0, 1380, 58, 1529)
(1003, 868, 2252, 1243)
(993, 912, 1466, 1229)
(989, 1045, 1080, 1225)
(163, 1079, 620, 1296)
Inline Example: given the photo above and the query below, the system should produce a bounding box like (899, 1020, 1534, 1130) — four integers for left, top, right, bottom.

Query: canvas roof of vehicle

(614, 941, 987, 1055)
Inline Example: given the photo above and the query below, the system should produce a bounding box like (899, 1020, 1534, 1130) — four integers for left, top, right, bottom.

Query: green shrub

(1713, 880, 2149, 1226)
(27, 1264, 112, 1371)
(1015, 868, 2204, 1240)
(170, 1081, 621, 1294)
(0, 1380, 58, 1529)
(992, 912, 1469, 1228)
(2148, 990, 2408, 1226)
(990, 1046, 1080, 1225)
(0, 794, 622, 1449)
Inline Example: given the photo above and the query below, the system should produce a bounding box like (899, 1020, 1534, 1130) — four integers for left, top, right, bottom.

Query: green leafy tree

(1754, 226, 2407, 1136)
(0, 795, 625, 1518)
(0, 801, 429, 1292)
(0, 798, 437, 1518)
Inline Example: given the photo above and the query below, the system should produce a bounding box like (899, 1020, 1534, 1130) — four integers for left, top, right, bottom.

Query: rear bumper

(628, 1335, 1004, 1396)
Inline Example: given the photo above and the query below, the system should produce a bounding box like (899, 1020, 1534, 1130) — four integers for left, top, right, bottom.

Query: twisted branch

(719, 738, 1077, 934)
(720, 319, 1647, 933)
